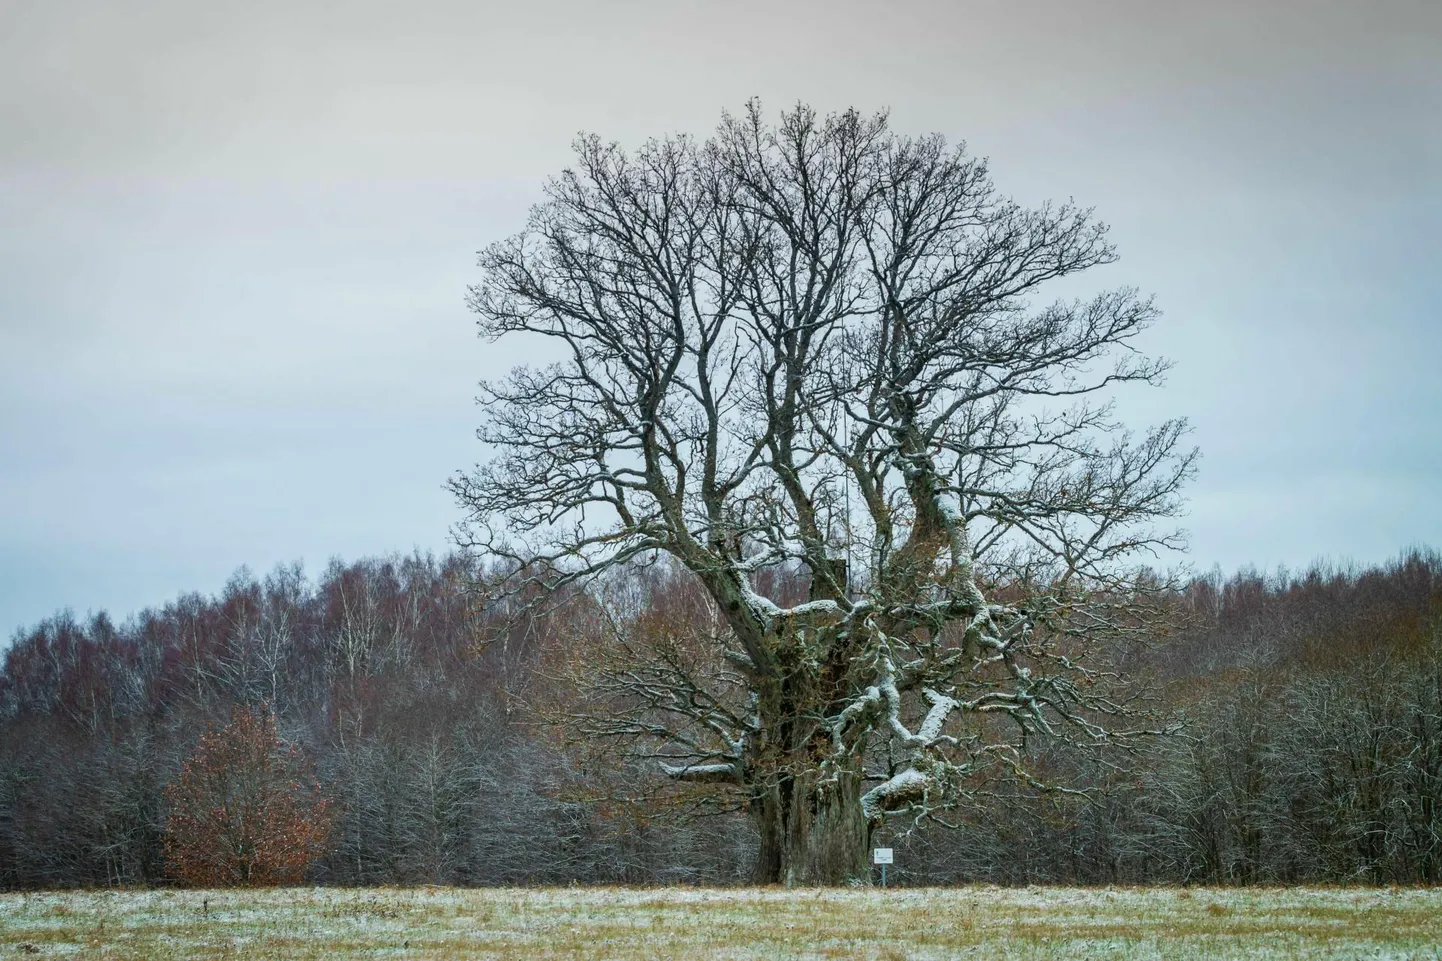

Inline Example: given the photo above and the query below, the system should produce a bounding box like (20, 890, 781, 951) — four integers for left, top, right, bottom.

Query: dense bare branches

(453, 102, 1195, 883)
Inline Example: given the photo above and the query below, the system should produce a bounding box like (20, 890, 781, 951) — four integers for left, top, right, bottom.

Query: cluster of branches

(547, 559, 1160, 820)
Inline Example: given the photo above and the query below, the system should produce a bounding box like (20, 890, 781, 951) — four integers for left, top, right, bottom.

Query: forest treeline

(2, 549, 1440, 888)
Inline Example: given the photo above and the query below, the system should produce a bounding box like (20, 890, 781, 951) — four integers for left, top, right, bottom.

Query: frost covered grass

(2, 885, 1439, 959)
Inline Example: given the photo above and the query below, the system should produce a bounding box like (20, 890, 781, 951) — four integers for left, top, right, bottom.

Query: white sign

(873, 848, 894, 865)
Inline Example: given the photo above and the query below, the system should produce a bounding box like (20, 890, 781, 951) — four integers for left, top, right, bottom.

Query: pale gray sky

(3, 0, 1439, 638)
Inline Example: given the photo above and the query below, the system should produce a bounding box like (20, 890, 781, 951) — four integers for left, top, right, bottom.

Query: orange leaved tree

(164, 705, 332, 886)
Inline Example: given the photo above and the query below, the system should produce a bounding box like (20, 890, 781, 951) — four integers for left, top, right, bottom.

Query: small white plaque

(873, 847, 894, 865)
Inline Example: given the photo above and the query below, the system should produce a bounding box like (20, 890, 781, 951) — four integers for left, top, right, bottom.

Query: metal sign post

(873, 847, 893, 887)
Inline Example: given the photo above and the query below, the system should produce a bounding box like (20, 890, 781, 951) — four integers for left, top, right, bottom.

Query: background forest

(3, 547, 1439, 889)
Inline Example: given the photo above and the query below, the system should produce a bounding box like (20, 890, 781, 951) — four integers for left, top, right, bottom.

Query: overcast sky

(2, 0, 1439, 640)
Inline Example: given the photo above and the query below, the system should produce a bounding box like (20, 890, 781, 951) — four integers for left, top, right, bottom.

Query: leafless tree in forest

(494, 101, 1195, 883)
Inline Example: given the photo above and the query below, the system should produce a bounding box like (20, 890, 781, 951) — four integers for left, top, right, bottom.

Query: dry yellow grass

(2, 885, 1439, 959)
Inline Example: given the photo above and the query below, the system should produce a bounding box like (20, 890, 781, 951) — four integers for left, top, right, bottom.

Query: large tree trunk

(751, 758, 871, 885)
(751, 788, 785, 884)
(747, 593, 873, 886)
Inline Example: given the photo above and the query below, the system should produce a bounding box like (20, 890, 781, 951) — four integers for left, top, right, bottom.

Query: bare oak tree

(451, 102, 1195, 884)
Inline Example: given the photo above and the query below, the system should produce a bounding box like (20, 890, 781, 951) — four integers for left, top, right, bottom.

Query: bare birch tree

(451, 101, 1196, 884)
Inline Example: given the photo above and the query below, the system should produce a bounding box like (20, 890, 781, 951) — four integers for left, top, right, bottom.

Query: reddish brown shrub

(164, 705, 332, 886)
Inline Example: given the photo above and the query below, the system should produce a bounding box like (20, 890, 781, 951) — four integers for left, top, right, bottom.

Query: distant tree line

(2, 549, 1439, 888)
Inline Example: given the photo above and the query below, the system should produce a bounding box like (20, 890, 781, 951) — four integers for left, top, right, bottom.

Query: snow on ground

(1, 885, 1439, 959)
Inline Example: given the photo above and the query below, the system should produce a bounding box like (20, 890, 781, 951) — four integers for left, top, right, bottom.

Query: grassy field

(2, 885, 1439, 960)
